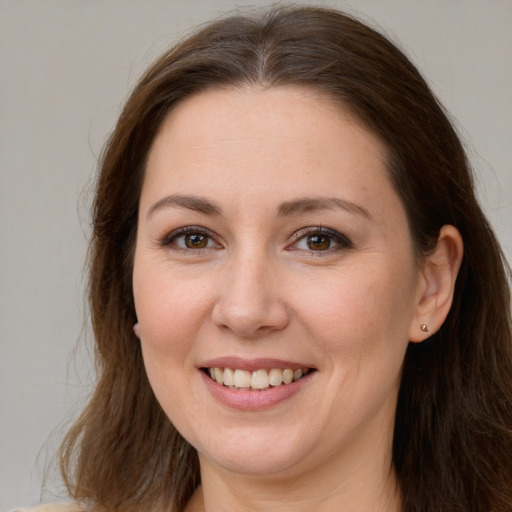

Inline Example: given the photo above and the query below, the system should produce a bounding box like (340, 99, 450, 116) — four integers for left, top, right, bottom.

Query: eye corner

(288, 226, 353, 254)
(159, 225, 223, 252)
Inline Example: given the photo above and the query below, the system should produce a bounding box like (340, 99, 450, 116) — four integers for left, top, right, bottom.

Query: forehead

(138, 86, 414, 243)
(151, 85, 383, 153)
(143, 85, 391, 200)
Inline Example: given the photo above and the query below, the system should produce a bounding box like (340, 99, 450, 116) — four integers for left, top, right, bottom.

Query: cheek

(133, 265, 210, 425)
(133, 261, 214, 358)
(302, 263, 413, 324)
(291, 262, 417, 367)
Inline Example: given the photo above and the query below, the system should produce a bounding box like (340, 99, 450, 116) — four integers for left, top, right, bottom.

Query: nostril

(211, 298, 290, 338)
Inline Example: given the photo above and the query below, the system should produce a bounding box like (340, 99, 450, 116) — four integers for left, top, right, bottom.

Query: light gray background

(1, 0, 511, 509)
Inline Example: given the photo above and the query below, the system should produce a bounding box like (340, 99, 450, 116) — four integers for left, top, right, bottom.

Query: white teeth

(251, 369, 270, 389)
(269, 368, 283, 386)
(207, 366, 311, 390)
(214, 367, 224, 384)
(223, 367, 234, 386)
(282, 369, 294, 384)
(233, 369, 251, 388)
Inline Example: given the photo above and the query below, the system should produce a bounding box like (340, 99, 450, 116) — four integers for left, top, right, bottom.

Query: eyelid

(288, 226, 353, 251)
(157, 225, 351, 253)
(160, 225, 222, 250)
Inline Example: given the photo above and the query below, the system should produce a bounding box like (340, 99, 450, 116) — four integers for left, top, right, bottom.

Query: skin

(132, 86, 463, 511)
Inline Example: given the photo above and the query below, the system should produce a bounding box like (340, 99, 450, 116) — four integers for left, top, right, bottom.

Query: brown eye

(307, 234, 331, 250)
(290, 227, 353, 254)
(185, 233, 209, 248)
(162, 227, 220, 251)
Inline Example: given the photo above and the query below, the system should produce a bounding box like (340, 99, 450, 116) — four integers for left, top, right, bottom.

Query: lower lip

(200, 370, 313, 411)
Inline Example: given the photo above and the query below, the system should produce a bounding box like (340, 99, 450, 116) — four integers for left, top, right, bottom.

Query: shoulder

(10, 504, 81, 512)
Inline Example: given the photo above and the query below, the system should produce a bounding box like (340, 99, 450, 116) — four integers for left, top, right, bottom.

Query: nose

(211, 251, 290, 338)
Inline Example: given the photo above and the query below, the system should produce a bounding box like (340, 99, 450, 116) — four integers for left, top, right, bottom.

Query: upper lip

(199, 357, 315, 372)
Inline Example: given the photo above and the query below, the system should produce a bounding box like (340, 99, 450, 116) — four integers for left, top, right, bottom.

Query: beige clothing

(11, 504, 80, 512)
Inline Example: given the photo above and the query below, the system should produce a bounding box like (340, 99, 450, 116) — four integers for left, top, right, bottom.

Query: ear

(133, 322, 141, 339)
(409, 225, 464, 342)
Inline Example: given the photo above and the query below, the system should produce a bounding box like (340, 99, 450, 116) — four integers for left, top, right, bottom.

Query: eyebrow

(278, 197, 371, 219)
(146, 194, 371, 220)
(146, 194, 222, 219)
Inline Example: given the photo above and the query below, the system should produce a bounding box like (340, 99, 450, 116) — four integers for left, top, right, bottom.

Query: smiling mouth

(204, 367, 313, 390)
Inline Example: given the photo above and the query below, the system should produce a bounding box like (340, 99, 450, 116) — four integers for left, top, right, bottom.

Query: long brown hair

(60, 6, 512, 511)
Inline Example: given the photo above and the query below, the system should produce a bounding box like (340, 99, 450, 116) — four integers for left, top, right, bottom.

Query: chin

(204, 450, 305, 477)
(194, 427, 313, 477)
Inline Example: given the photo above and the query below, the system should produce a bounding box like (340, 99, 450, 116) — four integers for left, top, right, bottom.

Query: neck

(186, 422, 401, 512)
(189, 471, 400, 512)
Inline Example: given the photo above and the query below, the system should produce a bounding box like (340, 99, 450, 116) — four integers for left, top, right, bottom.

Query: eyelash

(159, 226, 353, 253)
(288, 226, 353, 253)
(160, 226, 220, 251)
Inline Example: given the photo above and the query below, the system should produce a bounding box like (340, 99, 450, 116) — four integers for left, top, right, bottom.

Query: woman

(21, 5, 512, 512)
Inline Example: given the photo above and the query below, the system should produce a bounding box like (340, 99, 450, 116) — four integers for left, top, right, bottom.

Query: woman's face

(133, 86, 425, 478)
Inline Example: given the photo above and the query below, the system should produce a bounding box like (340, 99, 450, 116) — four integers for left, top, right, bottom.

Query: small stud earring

(420, 323, 429, 334)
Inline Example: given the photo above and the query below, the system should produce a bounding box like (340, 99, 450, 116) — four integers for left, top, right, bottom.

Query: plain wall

(1, 0, 511, 509)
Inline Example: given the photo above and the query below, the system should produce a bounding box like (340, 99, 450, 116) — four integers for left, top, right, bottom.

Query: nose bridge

(212, 243, 288, 337)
